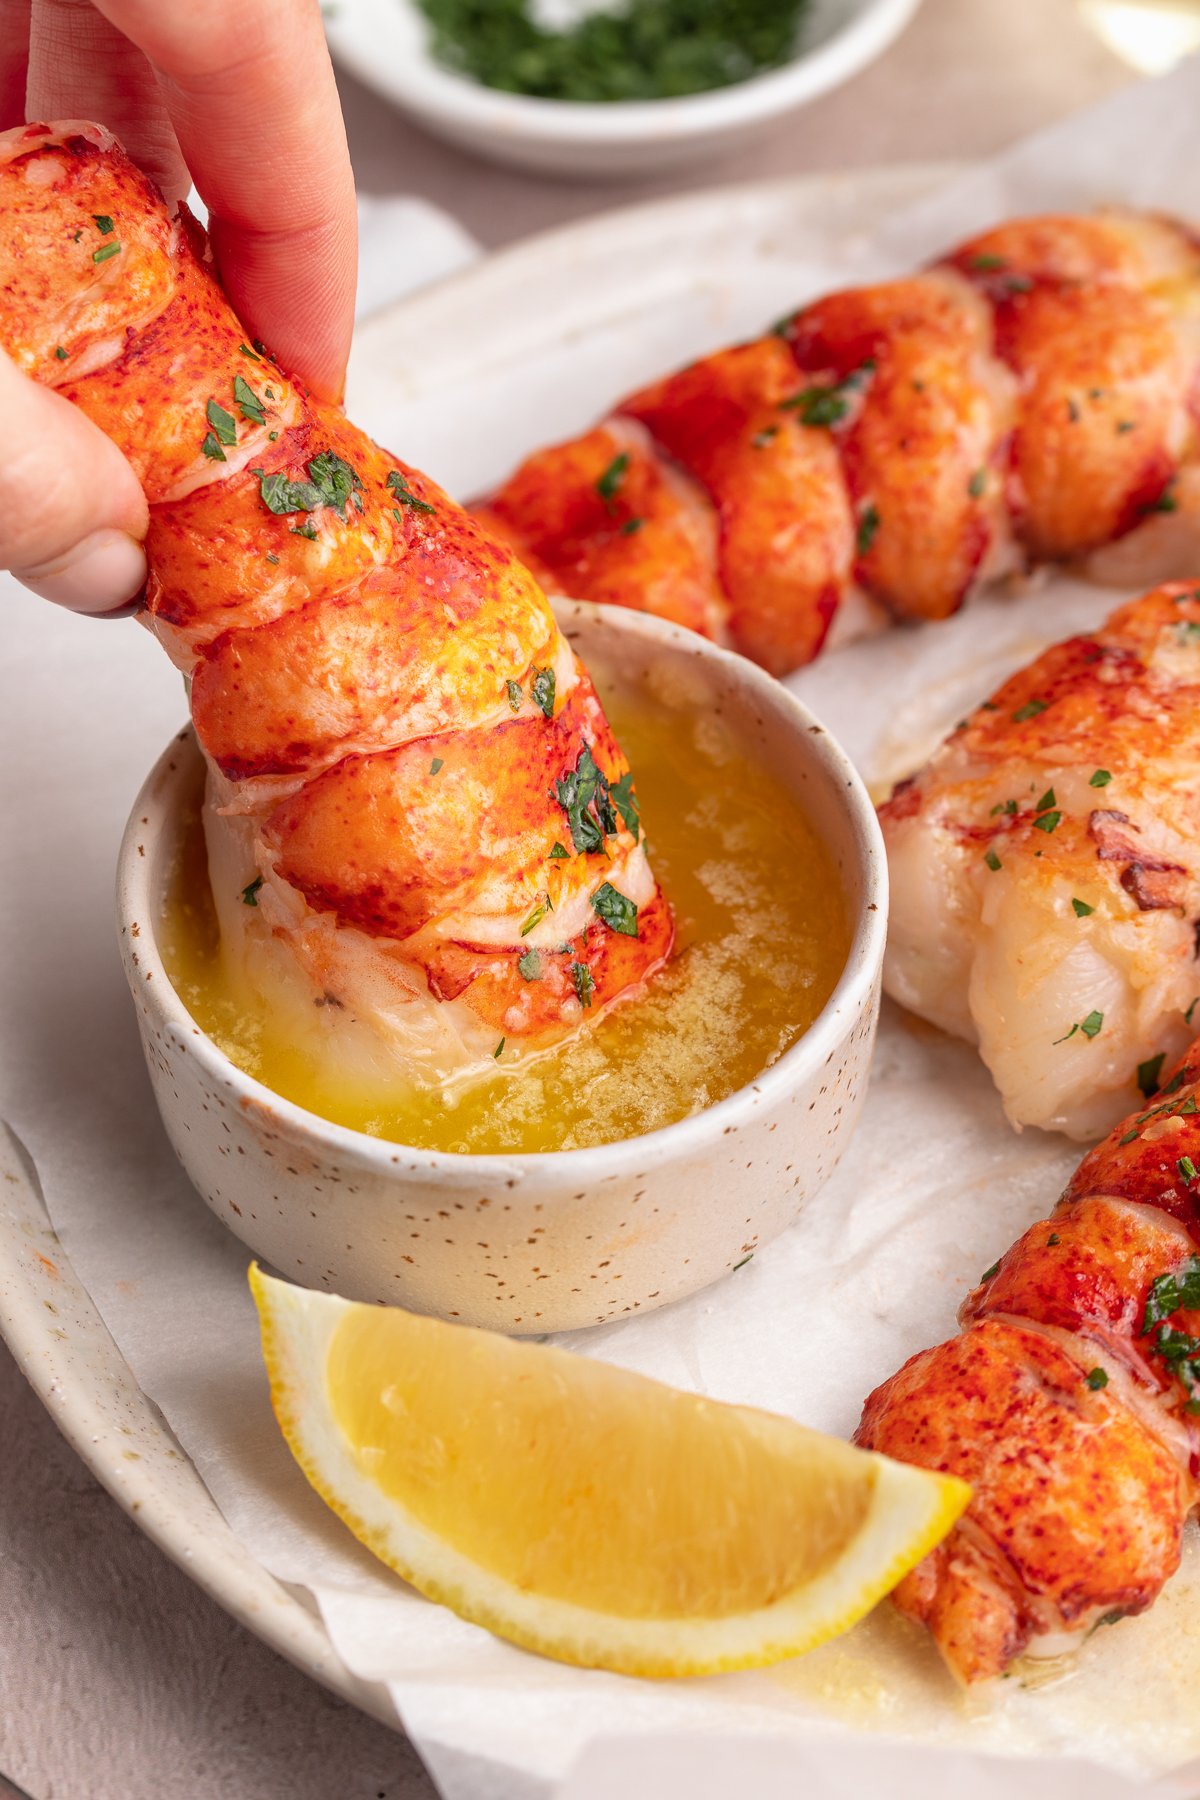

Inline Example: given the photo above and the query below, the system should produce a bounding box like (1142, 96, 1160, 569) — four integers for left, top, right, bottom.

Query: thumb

(1, 351, 149, 616)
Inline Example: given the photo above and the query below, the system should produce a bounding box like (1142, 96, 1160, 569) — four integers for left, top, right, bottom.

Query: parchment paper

(7, 63, 1200, 1800)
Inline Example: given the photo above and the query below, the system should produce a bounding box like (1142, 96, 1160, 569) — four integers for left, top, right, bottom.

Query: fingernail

(15, 528, 147, 615)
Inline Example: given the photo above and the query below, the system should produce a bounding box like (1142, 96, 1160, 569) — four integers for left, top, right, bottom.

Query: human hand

(0, 0, 356, 614)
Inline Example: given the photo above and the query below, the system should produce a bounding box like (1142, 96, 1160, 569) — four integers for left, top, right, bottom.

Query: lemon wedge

(251, 1265, 969, 1677)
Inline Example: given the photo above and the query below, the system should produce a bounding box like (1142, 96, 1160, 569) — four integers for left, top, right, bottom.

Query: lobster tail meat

(477, 212, 1200, 673)
(880, 582, 1200, 1139)
(0, 122, 672, 1085)
(856, 1046, 1200, 1684)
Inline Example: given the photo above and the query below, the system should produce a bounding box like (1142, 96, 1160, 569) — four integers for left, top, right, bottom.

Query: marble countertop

(0, 2, 1130, 1794)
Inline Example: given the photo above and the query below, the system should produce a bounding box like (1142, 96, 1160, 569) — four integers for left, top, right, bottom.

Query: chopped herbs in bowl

(412, 0, 813, 103)
(322, 0, 922, 178)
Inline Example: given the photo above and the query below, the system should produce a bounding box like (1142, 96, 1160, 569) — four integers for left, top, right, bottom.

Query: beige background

(0, 2, 1130, 1796)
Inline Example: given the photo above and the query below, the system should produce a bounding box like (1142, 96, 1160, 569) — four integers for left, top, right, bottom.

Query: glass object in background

(1078, 0, 1200, 73)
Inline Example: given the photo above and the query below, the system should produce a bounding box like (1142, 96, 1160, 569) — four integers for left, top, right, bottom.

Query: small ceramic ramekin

(117, 603, 886, 1334)
(324, 0, 923, 180)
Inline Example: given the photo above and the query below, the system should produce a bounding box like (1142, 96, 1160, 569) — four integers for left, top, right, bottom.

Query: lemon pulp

(161, 655, 850, 1153)
(328, 1301, 872, 1618)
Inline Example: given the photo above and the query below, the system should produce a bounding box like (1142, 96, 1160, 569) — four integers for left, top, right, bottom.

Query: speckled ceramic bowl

(117, 604, 886, 1334)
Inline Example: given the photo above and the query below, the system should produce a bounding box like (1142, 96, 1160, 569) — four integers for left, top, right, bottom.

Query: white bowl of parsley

(324, 0, 923, 178)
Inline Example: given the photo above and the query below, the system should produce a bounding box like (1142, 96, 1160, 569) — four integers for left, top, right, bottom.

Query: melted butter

(160, 666, 850, 1154)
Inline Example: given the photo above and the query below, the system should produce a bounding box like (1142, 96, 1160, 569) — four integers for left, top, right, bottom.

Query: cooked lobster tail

(856, 1044, 1200, 1683)
(0, 122, 672, 1080)
(478, 214, 1200, 675)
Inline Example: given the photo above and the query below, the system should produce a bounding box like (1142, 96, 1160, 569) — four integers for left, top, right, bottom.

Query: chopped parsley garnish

(429, 756, 444, 775)
(291, 520, 318, 540)
(387, 469, 435, 514)
(781, 363, 874, 429)
(92, 214, 115, 234)
(1146, 485, 1179, 515)
(255, 451, 363, 522)
(1143, 1257, 1200, 1331)
(233, 373, 266, 425)
(530, 666, 556, 719)
(1176, 620, 1200, 645)
(990, 798, 1018, 817)
(1116, 419, 1136, 434)
(968, 468, 987, 498)
(570, 960, 595, 1009)
(548, 842, 570, 860)
(506, 679, 523, 712)
(92, 239, 121, 264)
(1138, 1053, 1166, 1098)
(206, 397, 238, 447)
(610, 769, 640, 841)
(968, 253, 1007, 271)
(1128, 1083, 1198, 1138)
(265, 552, 280, 566)
(984, 847, 1002, 872)
(1036, 787, 1056, 811)
(53, 345, 67, 361)
(1085, 1367, 1108, 1390)
(241, 876, 263, 906)
(554, 743, 619, 854)
(590, 882, 639, 937)
(1119, 1128, 1140, 1146)
(1140, 1256, 1200, 1410)
(981, 1261, 1001, 1282)
(1089, 769, 1112, 787)
(239, 342, 261, 361)
(752, 426, 778, 448)
(1072, 898, 1094, 917)
(856, 503, 880, 556)
(1054, 1010, 1104, 1044)
(517, 948, 542, 981)
(201, 433, 226, 462)
(1033, 809, 1062, 834)
(1047, 1233, 1061, 1246)
(784, 386, 846, 427)
(596, 452, 630, 507)
(620, 516, 644, 535)
(1012, 698, 1048, 722)
(732, 1253, 754, 1272)
(520, 893, 553, 937)
(1179, 1156, 1198, 1182)
(493, 1037, 505, 1058)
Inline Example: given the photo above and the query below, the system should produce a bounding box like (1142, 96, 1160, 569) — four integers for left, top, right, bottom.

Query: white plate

(324, 0, 922, 179)
(0, 163, 945, 1727)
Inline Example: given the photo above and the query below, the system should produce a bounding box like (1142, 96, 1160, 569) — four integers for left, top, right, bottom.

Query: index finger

(93, 0, 357, 402)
